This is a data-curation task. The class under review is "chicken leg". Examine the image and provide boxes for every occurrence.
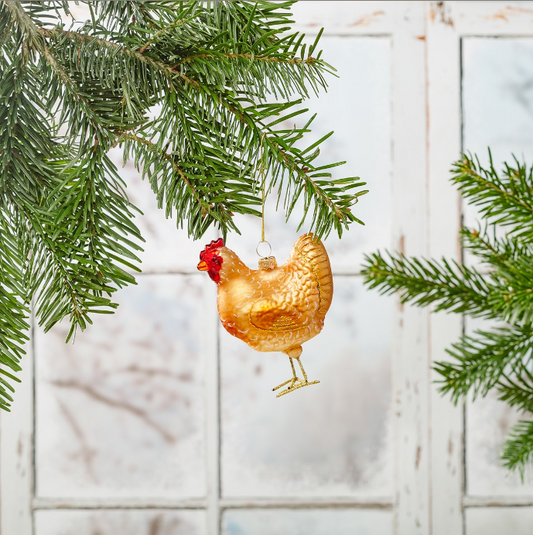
[272,346,319,397]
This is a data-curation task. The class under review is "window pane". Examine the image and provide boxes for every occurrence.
[463,38,533,166]
[462,37,533,237]
[220,278,393,497]
[466,507,533,535]
[222,509,393,535]
[462,38,533,495]
[35,275,207,498]
[222,37,391,274]
[466,389,533,495]
[35,510,206,535]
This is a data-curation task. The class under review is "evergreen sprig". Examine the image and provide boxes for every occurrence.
[362,154,533,476]
[362,252,492,317]
[502,420,533,475]
[0,0,367,410]
[452,152,533,242]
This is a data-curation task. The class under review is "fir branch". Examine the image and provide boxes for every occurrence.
[0,0,367,410]
[5,3,119,148]
[435,326,533,402]
[138,18,191,54]
[40,26,177,82]
[361,252,492,316]
[0,211,29,411]
[452,153,533,241]
[118,132,214,217]
[363,152,533,474]
[43,1,363,239]
[461,226,533,273]
[502,419,533,478]
[498,368,533,415]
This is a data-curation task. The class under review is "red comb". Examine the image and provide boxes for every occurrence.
[200,238,224,260]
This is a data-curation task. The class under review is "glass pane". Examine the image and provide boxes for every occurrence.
[221,278,393,497]
[462,38,533,495]
[465,317,533,494]
[222,509,393,535]
[467,390,533,495]
[35,275,207,498]
[466,507,533,535]
[462,38,533,249]
[223,37,391,274]
[35,510,206,535]
[463,38,533,166]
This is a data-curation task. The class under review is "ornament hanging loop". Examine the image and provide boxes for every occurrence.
[257,239,276,270]
[256,240,272,258]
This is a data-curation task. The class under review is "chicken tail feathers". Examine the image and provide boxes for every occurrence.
[291,234,334,318]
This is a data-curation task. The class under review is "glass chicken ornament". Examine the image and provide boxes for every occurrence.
[197,234,334,397]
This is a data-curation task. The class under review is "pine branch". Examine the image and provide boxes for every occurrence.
[361,251,492,316]
[25,152,143,341]
[119,132,249,238]
[0,6,144,404]
[363,151,533,474]
[435,325,533,402]
[498,368,533,414]
[34,1,366,239]
[0,0,367,409]
[0,211,29,411]
[5,2,123,149]
[460,228,533,323]
[502,420,533,478]
[461,226,533,273]
[452,153,533,242]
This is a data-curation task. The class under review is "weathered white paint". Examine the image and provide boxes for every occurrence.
[291,0,394,35]
[426,2,464,534]
[0,322,34,534]
[205,282,221,535]
[390,3,431,534]
[448,1,533,37]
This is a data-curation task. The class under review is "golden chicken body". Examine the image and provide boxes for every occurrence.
[198,234,333,396]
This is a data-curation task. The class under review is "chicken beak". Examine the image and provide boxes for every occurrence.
[197,260,209,271]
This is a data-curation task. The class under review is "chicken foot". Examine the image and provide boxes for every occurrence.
[272,347,319,398]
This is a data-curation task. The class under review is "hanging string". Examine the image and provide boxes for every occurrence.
[260,133,266,243]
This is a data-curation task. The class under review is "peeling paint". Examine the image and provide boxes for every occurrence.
[349,10,385,27]
[489,11,509,22]
[148,515,163,535]
[488,5,533,22]
[505,5,533,15]
[415,445,422,469]
[433,1,454,27]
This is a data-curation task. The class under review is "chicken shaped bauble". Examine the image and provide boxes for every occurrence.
[197,233,333,397]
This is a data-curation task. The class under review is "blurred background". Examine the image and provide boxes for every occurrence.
[3,2,533,534]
